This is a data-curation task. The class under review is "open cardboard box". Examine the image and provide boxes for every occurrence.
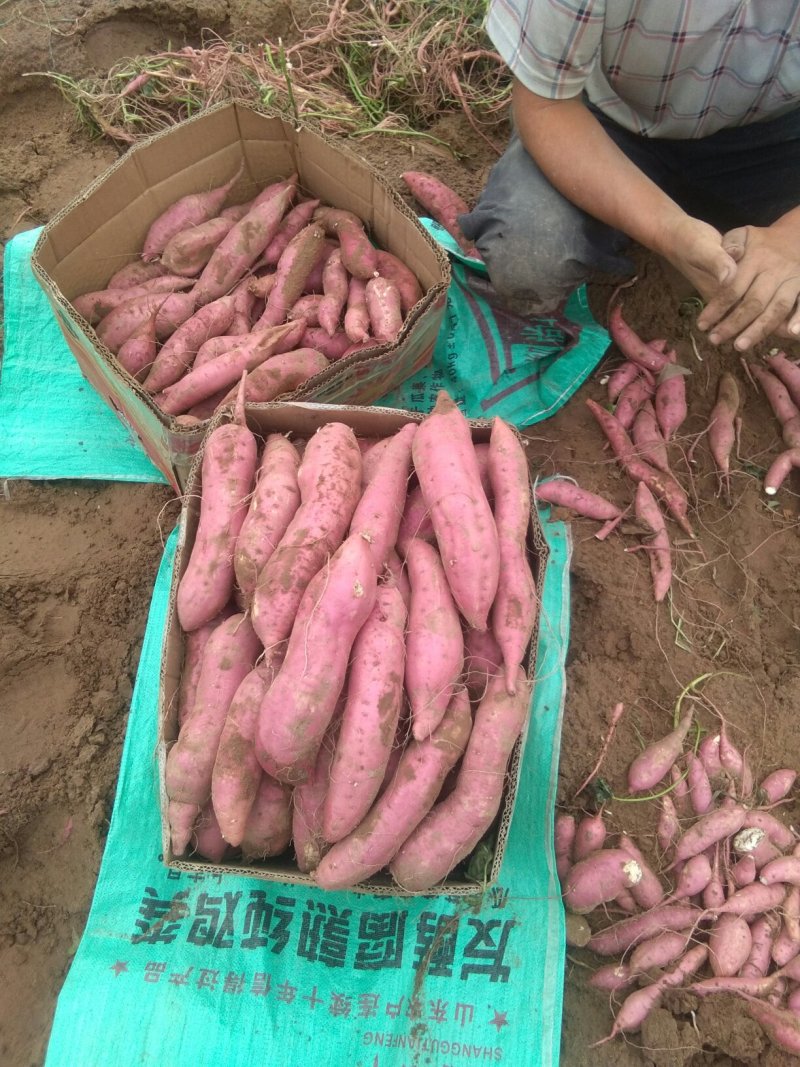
[157,402,548,896]
[31,103,450,492]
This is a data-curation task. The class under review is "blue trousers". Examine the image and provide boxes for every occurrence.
[459,105,800,314]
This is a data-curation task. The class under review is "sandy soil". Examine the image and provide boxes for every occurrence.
[1,3,799,1066]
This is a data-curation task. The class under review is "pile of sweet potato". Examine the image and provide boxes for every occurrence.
[558,709,800,1054]
[164,388,537,891]
[71,163,426,423]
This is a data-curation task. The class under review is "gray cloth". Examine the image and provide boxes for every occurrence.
[459,105,800,315]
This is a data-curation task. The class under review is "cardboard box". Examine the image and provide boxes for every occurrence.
[31,103,450,492]
[157,402,548,896]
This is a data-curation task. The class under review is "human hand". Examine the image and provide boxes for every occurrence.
[696,224,800,350]
[658,215,738,304]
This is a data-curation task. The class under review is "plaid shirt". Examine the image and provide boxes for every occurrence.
[487,0,800,138]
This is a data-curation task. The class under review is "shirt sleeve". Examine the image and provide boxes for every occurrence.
[485,0,605,100]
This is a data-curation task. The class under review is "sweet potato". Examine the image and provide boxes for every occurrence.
[587,905,702,956]
[462,626,503,695]
[313,689,472,890]
[261,198,321,267]
[619,834,665,909]
[218,347,329,408]
[161,216,236,277]
[396,484,434,556]
[671,805,747,864]
[670,853,713,901]
[240,774,292,862]
[349,423,417,570]
[176,408,257,632]
[627,709,693,793]
[571,812,607,863]
[192,183,296,305]
[708,372,740,490]
[615,374,655,431]
[318,248,349,337]
[300,326,353,361]
[293,721,339,873]
[629,931,691,975]
[632,481,671,602]
[141,162,243,260]
[288,294,323,326]
[107,258,169,289]
[589,964,634,993]
[400,171,475,256]
[323,583,408,843]
[586,399,695,537]
[413,390,500,629]
[488,417,537,692]
[220,200,253,223]
[313,207,378,280]
[157,325,298,415]
[534,479,623,526]
[165,613,261,854]
[708,913,753,976]
[562,848,647,915]
[74,275,194,325]
[211,657,282,846]
[765,351,800,409]
[374,250,423,313]
[234,434,301,605]
[759,769,797,804]
[390,668,530,891]
[115,303,161,382]
[656,794,680,854]
[195,317,305,371]
[745,999,800,1057]
[654,364,689,442]
[607,361,645,404]
[749,363,800,443]
[685,751,713,815]
[555,813,576,881]
[764,448,800,496]
[365,276,403,343]
[143,294,238,393]
[742,916,777,977]
[256,223,327,328]
[251,422,362,650]
[607,306,670,374]
[632,400,671,474]
[96,291,196,352]
[405,538,465,741]
[176,610,233,728]
[190,802,230,863]
[255,533,378,783]
[342,276,370,343]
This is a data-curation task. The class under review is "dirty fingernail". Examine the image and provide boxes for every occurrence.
[709,332,721,344]
[735,337,749,351]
